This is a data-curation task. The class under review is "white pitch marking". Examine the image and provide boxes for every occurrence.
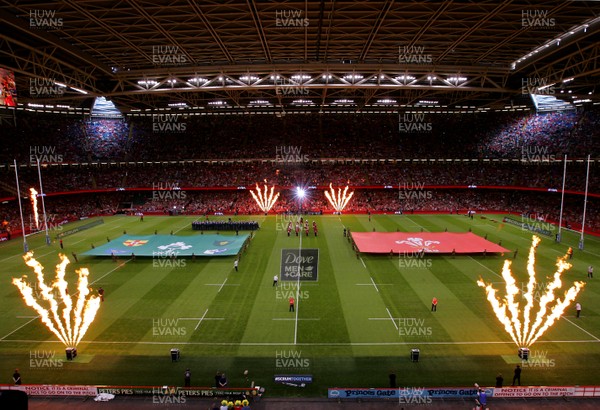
[204,278,237,293]
[173,219,194,234]
[4,339,597,347]
[386,307,399,331]
[369,277,380,293]
[561,316,600,342]
[217,278,228,293]
[470,257,503,280]
[293,228,303,345]
[178,318,224,321]
[359,257,366,268]
[194,309,209,331]
[60,236,89,246]
[1,247,64,264]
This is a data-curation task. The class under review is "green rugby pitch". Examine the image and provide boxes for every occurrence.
[1,213,599,396]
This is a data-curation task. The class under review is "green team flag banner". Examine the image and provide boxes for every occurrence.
[81,234,248,257]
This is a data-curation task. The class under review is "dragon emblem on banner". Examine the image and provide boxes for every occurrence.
[395,237,441,252]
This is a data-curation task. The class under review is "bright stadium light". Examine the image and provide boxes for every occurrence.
[295,187,308,214]
[291,74,311,81]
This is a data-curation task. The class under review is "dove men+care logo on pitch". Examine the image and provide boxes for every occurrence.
[280,249,319,282]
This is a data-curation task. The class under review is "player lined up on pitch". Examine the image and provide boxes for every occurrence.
[287,218,318,237]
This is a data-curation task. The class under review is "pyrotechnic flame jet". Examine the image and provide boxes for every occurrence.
[29,187,40,229]
[12,252,102,348]
[250,183,280,213]
[478,236,585,347]
[324,183,354,212]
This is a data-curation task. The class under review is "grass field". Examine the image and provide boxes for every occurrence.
[1,213,599,397]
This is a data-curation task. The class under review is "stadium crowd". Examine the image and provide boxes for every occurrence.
[1,107,598,235]
[3,160,597,194]
[1,108,598,163]
[1,189,597,236]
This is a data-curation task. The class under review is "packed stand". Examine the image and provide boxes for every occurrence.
[2,108,599,164]
[1,189,598,235]
[4,160,597,194]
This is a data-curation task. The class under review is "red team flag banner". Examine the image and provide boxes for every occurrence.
[352,232,509,254]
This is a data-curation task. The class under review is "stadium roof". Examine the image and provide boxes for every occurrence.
[0,0,598,114]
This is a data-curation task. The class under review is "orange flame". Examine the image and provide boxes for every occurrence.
[250,183,280,213]
[29,187,39,230]
[12,252,102,347]
[324,183,354,212]
[478,235,585,347]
